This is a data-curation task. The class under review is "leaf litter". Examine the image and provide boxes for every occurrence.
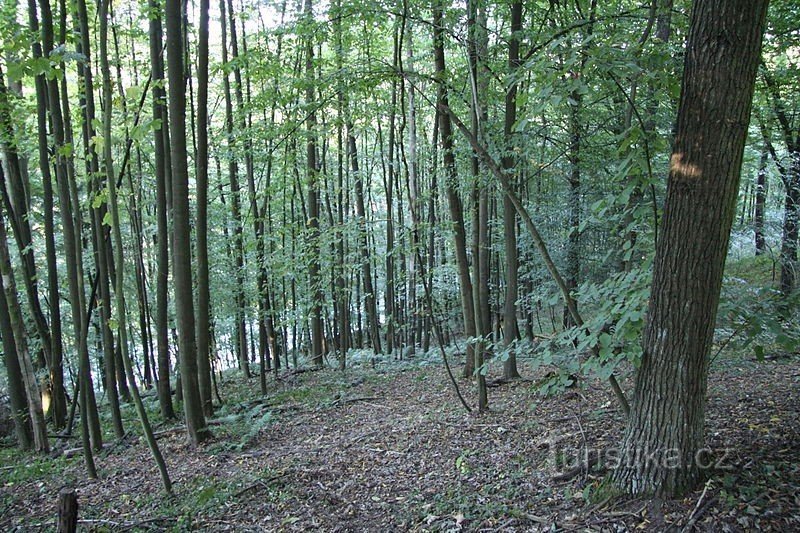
[1,355,798,531]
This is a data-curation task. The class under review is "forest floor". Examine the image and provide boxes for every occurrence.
[1,351,799,532]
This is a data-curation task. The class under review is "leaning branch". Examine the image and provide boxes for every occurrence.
[441,103,631,416]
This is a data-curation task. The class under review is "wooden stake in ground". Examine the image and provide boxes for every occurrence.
[57,489,78,533]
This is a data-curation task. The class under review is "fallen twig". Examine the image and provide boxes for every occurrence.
[552,450,601,482]
[77,517,176,530]
[153,427,186,439]
[330,395,379,407]
[486,377,533,388]
[682,479,714,532]
[233,473,286,497]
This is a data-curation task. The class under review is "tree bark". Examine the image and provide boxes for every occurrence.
[466,0,488,410]
[148,0,175,421]
[305,0,324,368]
[56,489,78,533]
[99,0,172,492]
[73,0,105,451]
[350,128,382,355]
[0,273,32,449]
[432,0,477,380]
[165,0,209,445]
[762,72,799,295]
[754,142,768,255]
[27,0,67,426]
[0,187,48,453]
[196,0,214,416]
[219,0,250,379]
[501,0,522,380]
[76,0,125,440]
[613,0,768,497]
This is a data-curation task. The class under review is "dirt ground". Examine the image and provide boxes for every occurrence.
[2,355,799,531]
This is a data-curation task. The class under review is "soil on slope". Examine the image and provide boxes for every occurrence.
[1,355,798,531]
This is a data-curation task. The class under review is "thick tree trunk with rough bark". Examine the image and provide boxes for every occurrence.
[613,0,768,497]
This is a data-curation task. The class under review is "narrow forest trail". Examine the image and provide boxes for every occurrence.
[2,356,799,531]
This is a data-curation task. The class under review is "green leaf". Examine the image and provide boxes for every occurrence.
[90,134,104,154]
[754,345,765,362]
[6,62,26,81]
[92,189,107,209]
[57,143,73,158]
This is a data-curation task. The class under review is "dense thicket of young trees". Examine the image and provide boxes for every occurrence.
[0,0,797,499]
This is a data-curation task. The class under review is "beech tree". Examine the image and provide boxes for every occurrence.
[165,0,208,445]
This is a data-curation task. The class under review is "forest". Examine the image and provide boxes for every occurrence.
[0,0,798,529]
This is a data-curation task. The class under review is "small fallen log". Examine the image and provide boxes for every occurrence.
[61,447,85,459]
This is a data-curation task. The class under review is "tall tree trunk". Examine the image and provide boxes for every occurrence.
[564,97,581,329]
[613,0,768,497]
[563,0,596,328]
[195,0,214,416]
[762,73,799,295]
[333,0,350,367]
[432,0,477,380]
[219,0,249,378]
[43,8,100,472]
[380,27,397,355]
[466,0,488,410]
[754,142,768,255]
[0,189,48,453]
[99,0,172,492]
[120,7,155,389]
[165,0,209,445]
[399,21,415,355]
[27,0,67,427]
[305,0,324,367]
[423,114,440,353]
[501,0,522,380]
[74,0,105,451]
[0,61,51,374]
[0,276,33,449]
[148,0,175,421]
[779,165,799,294]
[350,127,382,355]
[76,0,125,440]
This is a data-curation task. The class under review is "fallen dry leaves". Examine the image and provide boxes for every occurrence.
[1,355,798,531]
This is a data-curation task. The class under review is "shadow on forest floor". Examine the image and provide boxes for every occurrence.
[2,353,799,531]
